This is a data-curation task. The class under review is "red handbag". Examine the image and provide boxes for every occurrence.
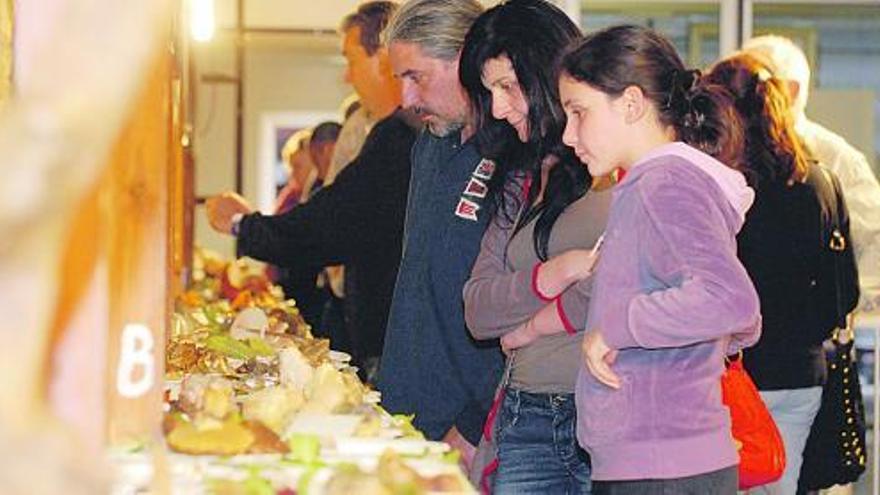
[721,353,786,489]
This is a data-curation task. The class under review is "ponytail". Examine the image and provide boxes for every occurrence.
[665,69,745,172]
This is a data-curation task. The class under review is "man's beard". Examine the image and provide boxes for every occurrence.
[415,107,464,138]
[427,118,464,138]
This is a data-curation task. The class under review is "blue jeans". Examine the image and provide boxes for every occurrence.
[748,387,823,495]
[494,389,592,494]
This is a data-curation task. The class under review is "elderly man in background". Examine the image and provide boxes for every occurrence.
[744,35,880,312]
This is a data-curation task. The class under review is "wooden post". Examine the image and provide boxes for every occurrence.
[169,38,193,312]
[103,48,174,448]
[30,3,183,455]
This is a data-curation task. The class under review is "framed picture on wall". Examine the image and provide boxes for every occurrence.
[257,111,337,213]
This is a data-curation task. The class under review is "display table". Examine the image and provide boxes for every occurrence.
[107,251,474,494]
[108,441,472,494]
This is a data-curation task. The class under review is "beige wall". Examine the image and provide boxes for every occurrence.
[242,39,348,211]
[193,36,236,259]
[808,88,876,171]
[214,0,504,30]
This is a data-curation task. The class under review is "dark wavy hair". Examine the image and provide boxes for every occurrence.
[559,25,745,172]
[704,52,810,189]
[460,0,589,261]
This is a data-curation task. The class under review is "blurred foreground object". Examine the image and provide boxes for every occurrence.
[0,0,171,493]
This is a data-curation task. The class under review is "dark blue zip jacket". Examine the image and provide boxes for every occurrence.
[377,129,504,444]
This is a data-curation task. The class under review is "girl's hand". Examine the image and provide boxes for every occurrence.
[582,330,620,389]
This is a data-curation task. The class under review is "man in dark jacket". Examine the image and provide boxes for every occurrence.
[206,2,417,378]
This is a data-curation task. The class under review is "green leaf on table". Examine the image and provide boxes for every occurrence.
[441,449,461,465]
[391,414,424,440]
[243,469,275,495]
[205,334,257,360]
[247,336,275,357]
[287,434,321,464]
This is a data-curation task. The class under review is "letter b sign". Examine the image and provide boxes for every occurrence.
[116,323,155,398]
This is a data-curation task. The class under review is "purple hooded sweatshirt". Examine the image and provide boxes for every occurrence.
[577,142,762,481]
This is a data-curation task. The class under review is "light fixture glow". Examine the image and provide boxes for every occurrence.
[190,0,215,42]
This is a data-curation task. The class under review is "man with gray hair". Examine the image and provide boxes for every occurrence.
[743,35,880,312]
[384,0,475,136]
[377,0,503,464]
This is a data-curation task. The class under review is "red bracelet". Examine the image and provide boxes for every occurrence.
[531,262,555,302]
[556,298,577,335]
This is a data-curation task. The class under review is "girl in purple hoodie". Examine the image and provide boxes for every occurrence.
[534,25,763,493]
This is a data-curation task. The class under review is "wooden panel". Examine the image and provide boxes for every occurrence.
[168,51,195,309]
[103,49,173,447]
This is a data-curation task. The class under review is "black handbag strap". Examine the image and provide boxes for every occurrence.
[817,165,852,337]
